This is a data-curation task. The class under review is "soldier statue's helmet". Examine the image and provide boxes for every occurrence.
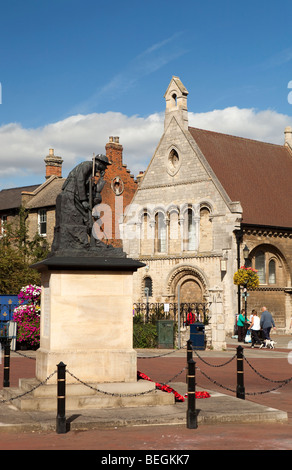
[95,154,111,165]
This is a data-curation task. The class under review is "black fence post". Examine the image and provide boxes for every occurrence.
[186,339,192,384]
[186,357,197,429]
[187,339,193,363]
[236,345,245,400]
[56,361,67,434]
[3,340,11,388]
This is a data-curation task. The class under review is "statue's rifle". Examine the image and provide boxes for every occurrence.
[89,153,95,245]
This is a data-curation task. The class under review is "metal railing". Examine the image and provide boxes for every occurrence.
[133,302,210,325]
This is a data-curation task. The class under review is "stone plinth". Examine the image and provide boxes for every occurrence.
[7,254,177,412]
[31,256,144,385]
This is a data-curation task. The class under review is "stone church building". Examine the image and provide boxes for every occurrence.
[122,76,292,349]
[1,75,292,349]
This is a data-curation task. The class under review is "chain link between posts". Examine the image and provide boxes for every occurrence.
[4,344,292,400]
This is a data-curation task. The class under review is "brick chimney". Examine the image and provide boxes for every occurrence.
[284,126,292,149]
[44,149,63,179]
[105,136,123,167]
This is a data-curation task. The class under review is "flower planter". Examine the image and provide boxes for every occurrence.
[233,266,259,290]
[13,284,41,349]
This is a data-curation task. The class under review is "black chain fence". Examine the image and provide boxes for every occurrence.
[1,344,292,432]
[8,346,292,398]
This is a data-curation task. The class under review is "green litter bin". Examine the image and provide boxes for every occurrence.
[157,320,174,349]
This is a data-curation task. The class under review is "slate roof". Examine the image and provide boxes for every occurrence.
[24,177,65,209]
[0,176,65,212]
[189,127,292,228]
[0,185,40,211]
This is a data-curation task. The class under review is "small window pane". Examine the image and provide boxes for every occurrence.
[38,210,47,236]
[144,277,153,297]
[269,259,276,284]
[1,215,7,235]
[155,213,167,253]
[255,251,265,283]
[188,209,196,251]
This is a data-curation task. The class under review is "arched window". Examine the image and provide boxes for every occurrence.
[144,277,153,297]
[255,251,265,284]
[184,208,196,251]
[140,211,152,256]
[251,247,285,286]
[199,206,212,251]
[168,207,179,254]
[141,212,150,239]
[269,259,276,284]
[155,212,167,253]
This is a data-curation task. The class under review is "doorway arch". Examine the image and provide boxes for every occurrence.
[166,265,209,303]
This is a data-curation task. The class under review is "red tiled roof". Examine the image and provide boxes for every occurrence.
[188,127,292,228]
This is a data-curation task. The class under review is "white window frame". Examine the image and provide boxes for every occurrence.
[38,209,47,237]
[0,215,7,235]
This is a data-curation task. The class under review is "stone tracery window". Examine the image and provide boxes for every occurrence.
[167,148,181,176]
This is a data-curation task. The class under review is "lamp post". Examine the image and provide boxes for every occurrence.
[243,245,250,322]
[177,284,181,349]
[243,245,250,266]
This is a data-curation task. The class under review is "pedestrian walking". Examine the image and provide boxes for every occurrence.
[260,306,276,340]
[237,309,246,342]
[248,310,261,347]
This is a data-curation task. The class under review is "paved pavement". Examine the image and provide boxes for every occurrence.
[0,334,291,450]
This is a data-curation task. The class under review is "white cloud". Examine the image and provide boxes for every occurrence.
[188,107,291,145]
[0,112,164,188]
[0,106,291,189]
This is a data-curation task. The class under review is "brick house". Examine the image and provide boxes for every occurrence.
[97,136,137,247]
[0,184,39,236]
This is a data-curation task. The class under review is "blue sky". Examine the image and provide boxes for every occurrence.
[0,0,292,188]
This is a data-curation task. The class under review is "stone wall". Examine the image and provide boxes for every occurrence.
[242,227,292,330]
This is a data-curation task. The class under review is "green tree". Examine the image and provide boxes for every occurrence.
[0,206,49,294]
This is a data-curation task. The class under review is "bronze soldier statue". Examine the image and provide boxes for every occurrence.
[50,154,126,257]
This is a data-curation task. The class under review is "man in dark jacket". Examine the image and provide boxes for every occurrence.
[260,306,276,340]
